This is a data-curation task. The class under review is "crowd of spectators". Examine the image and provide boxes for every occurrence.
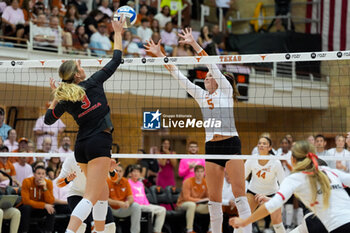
[0,0,227,56]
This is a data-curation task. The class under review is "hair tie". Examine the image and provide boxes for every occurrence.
[302,152,319,175]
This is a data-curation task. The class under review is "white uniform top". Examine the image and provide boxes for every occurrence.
[245,159,285,195]
[57,154,86,197]
[265,166,350,232]
[170,65,238,142]
[327,148,350,170]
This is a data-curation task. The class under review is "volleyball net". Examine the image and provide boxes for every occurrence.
[0,50,349,161]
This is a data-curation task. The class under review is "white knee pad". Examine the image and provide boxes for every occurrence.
[105,222,116,233]
[71,198,93,222]
[93,200,108,221]
[76,223,87,233]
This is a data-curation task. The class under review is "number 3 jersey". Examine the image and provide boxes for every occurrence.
[45,50,122,141]
[169,63,238,142]
[245,158,285,195]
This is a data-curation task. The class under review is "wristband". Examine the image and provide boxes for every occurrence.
[64,177,70,184]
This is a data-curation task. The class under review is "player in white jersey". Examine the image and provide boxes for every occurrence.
[245,137,286,233]
[230,140,350,233]
[56,154,117,233]
[145,28,251,233]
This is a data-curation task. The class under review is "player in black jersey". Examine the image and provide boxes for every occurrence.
[44,17,125,233]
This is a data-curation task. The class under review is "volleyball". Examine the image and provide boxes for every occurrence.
[113,6,136,28]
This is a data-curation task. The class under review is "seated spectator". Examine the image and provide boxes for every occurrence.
[50,15,73,50]
[307,135,315,146]
[0,202,21,233]
[123,30,140,57]
[0,107,12,141]
[128,165,166,233]
[42,137,54,154]
[19,166,55,233]
[32,13,57,49]
[64,4,82,27]
[89,22,111,56]
[33,104,65,152]
[32,1,45,21]
[50,6,64,27]
[154,6,171,29]
[108,164,141,233]
[157,139,176,189]
[328,135,350,171]
[135,4,149,27]
[139,150,159,186]
[13,157,33,185]
[27,139,35,153]
[62,19,75,49]
[178,141,205,181]
[0,136,3,147]
[173,43,194,56]
[0,155,20,186]
[177,165,210,233]
[46,157,62,180]
[160,22,178,56]
[83,9,104,38]
[211,24,225,52]
[4,129,18,152]
[136,18,153,43]
[98,0,113,17]
[50,0,66,17]
[10,137,34,165]
[21,0,34,22]
[111,0,120,13]
[150,19,160,33]
[315,134,328,157]
[57,136,73,162]
[72,24,89,50]
[70,0,88,19]
[197,25,218,55]
[1,0,26,42]
[145,32,166,56]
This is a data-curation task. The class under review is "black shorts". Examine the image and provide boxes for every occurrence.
[205,136,241,167]
[247,189,275,198]
[75,131,112,164]
[330,222,350,233]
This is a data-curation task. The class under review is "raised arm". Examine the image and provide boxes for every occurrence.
[145,39,205,100]
[179,28,232,95]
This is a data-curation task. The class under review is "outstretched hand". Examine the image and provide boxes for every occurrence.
[144,39,164,57]
[178,28,195,45]
[49,77,58,90]
[112,16,126,34]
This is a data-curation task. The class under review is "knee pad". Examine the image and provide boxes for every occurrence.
[93,200,108,221]
[104,222,116,233]
[76,223,87,233]
[71,198,93,222]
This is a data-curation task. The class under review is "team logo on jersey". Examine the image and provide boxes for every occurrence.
[143,110,161,129]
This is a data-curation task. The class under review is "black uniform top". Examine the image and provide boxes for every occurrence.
[44,50,122,142]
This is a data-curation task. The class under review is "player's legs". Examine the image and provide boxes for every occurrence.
[246,192,259,212]
[66,157,110,232]
[205,162,225,233]
[270,208,286,233]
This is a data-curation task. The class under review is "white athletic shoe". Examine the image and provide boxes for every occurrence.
[263,228,274,233]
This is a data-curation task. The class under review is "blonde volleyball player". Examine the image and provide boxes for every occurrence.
[145,28,251,233]
[245,137,286,233]
[231,140,350,233]
[44,17,125,233]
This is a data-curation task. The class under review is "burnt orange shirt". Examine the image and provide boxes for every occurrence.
[177,177,208,206]
[107,177,132,210]
[0,159,16,176]
[21,177,55,209]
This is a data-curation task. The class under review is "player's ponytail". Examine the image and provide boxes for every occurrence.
[223,72,240,102]
[55,60,85,102]
[292,140,331,208]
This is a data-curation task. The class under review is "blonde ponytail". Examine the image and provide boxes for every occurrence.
[292,141,331,208]
[55,60,85,102]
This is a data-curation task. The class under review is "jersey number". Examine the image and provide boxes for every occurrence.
[256,170,266,179]
[207,99,214,109]
[81,95,91,109]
